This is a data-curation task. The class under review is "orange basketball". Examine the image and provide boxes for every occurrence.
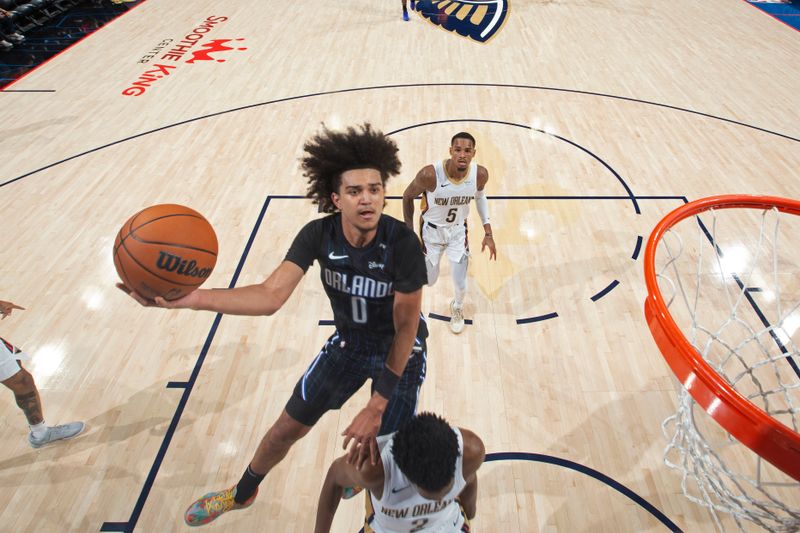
[113,204,218,301]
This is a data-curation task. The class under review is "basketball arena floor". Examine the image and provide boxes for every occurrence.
[0,1,798,531]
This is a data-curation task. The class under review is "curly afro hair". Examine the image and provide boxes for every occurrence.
[391,412,460,493]
[301,123,401,213]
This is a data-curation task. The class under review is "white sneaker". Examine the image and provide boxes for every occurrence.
[28,421,85,448]
[449,300,464,334]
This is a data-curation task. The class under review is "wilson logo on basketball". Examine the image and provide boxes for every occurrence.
[155,252,213,279]
[122,16,248,96]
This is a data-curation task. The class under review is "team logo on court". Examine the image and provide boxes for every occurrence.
[186,39,248,64]
[413,0,509,43]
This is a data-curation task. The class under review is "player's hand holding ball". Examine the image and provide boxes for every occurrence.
[113,204,218,308]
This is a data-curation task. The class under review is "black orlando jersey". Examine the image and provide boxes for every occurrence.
[285,213,428,342]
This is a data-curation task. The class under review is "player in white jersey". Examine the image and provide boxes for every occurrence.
[0,299,84,448]
[314,412,485,533]
[402,132,496,333]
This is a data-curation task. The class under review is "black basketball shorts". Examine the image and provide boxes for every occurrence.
[285,331,427,435]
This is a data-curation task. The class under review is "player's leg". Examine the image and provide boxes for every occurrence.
[422,223,444,286]
[450,254,469,310]
[426,253,442,286]
[185,332,369,526]
[445,224,469,334]
[401,0,409,20]
[0,338,83,447]
[183,408,312,527]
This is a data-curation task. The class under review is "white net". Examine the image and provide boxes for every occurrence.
[654,204,800,531]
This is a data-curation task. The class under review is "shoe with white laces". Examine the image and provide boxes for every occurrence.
[28,421,85,448]
[449,301,464,334]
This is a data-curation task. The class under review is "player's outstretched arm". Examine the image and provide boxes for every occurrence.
[342,287,423,469]
[314,457,383,533]
[118,261,305,315]
[402,165,436,230]
[458,428,486,520]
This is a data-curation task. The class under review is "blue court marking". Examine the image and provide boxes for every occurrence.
[590,280,620,302]
[745,287,763,293]
[485,452,683,532]
[632,235,643,260]
[428,312,474,325]
[356,451,682,533]
[387,119,640,214]
[390,118,643,323]
[165,381,188,389]
[100,195,274,532]
[517,312,558,324]
[3,82,799,188]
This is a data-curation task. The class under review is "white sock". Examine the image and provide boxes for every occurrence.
[30,421,47,438]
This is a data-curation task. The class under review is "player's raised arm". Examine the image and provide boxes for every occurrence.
[402,165,436,230]
[314,456,383,533]
[342,286,423,469]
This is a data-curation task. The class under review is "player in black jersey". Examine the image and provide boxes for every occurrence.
[119,123,429,527]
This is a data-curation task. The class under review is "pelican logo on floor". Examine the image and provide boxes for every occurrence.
[122,16,248,96]
[413,0,509,43]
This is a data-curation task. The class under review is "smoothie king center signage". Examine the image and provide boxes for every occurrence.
[123,16,248,96]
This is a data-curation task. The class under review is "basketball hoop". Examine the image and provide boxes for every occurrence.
[644,195,800,531]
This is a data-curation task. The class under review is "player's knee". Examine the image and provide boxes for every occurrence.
[267,416,307,448]
[426,265,440,284]
[3,367,36,394]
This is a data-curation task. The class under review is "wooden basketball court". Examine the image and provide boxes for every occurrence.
[0,1,798,531]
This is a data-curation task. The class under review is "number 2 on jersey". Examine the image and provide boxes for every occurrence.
[410,518,429,532]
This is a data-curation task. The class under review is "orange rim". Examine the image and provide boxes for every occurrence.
[643,195,800,481]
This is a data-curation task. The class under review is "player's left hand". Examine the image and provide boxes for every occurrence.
[342,405,382,469]
[0,300,25,319]
[481,234,497,260]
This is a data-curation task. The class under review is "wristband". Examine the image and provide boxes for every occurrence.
[374,366,401,400]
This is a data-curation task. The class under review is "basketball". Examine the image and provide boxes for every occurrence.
[113,204,218,301]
